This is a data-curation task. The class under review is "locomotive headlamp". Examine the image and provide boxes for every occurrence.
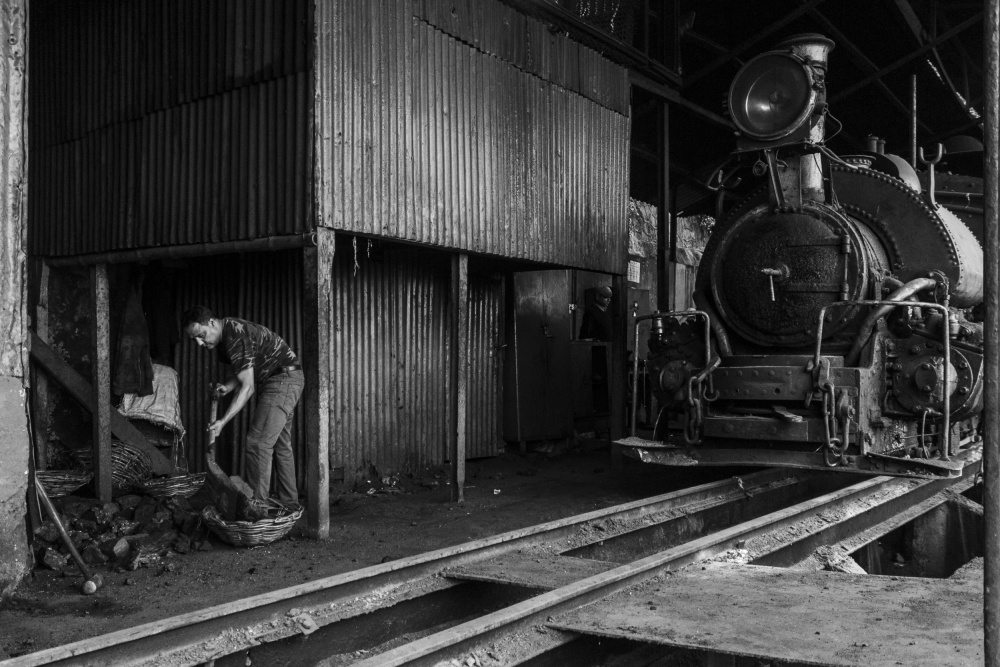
[728,52,816,141]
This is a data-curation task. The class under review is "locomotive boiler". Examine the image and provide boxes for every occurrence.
[625,35,984,477]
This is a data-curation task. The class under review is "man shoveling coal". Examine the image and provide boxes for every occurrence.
[181,306,304,517]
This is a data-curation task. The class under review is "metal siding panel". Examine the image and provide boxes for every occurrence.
[466,276,502,458]
[329,244,471,481]
[176,251,306,488]
[31,0,314,256]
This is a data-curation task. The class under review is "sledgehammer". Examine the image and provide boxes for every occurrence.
[34,477,104,595]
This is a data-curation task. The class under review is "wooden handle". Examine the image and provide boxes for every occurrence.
[35,477,99,587]
[208,398,218,447]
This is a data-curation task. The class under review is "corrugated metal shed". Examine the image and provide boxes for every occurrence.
[315,0,631,274]
[28,0,314,257]
[328,241,502,480]
[174,250,306,485]
[172,243,502,484]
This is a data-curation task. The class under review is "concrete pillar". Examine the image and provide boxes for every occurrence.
[0,379,30,598]
[0,0,28,599]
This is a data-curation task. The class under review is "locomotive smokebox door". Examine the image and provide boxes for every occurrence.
[708,203,887,347]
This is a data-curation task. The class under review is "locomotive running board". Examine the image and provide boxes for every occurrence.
[615,436,981,478]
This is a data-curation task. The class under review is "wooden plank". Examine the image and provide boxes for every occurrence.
[32,261,50,471]
[450,253,468,502]
[445,553,617,590]
[550,563,983,667]
[28,331,173,476]
[90,264,113,501]
[302,227,332,538]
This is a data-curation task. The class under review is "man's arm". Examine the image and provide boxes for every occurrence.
[208,367,255,439]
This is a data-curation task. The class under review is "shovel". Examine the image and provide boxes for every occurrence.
[204,396,243,520]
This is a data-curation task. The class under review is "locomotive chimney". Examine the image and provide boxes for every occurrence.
[773,34,835,204]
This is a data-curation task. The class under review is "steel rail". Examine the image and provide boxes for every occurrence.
[3,469,804,667]
[360,470,973,667]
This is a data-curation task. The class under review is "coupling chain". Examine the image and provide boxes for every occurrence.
[821,383,852,467]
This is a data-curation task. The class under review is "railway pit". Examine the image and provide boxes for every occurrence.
[1,451,984,667]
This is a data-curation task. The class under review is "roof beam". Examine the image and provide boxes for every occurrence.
[807,6,934,134]
[830,13,981,104]
[682,0,829,88]
[890,0,984,127]
[630,71,732,130]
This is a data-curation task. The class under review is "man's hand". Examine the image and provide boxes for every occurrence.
[211,383,230,398]
[207,420,226,440]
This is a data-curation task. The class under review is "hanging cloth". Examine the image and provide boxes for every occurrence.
[112,286,154,396]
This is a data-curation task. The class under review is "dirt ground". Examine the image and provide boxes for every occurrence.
[0,445,742,660]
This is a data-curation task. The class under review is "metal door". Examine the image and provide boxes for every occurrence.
[503,270,573,442]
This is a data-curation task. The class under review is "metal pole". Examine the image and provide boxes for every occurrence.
[910,73,918,169]
[983,0,1000,663]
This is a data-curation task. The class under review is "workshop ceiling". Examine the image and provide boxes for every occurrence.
[508,0,988,210]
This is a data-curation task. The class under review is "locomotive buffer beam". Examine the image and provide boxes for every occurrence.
[615,435,979,478]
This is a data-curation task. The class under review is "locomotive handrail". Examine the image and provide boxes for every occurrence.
[813,299,952,460]
[630,310,713,437]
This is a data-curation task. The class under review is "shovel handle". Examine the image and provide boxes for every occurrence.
[35,477,103,592]
[207,397,219,458]
[209,397,218,440]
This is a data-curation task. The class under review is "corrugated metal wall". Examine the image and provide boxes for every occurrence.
[467,275,504,459]
[174,251,306,487]
[315,0,631,274]
[29,0,314,257]
[328,240,503,481]
[171,243,501,485]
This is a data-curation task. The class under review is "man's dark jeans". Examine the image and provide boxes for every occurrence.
[245,369,304,502]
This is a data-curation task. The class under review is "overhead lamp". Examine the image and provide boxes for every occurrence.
[729,53,815,141]
[727,35,833,149]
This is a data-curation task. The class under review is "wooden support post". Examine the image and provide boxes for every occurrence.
[450,254,468,503]
[983,1,1000,663]
[658,101,670,311]
[89,264,112,502]
[610,274,626,470]
[29,332,173,475]
[302,228,332,539]
[32,261,50,470]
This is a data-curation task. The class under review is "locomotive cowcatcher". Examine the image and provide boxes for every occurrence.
[621,35,984,477]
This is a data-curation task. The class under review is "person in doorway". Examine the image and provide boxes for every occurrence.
[579,284,613,341]
[181,306,304,504]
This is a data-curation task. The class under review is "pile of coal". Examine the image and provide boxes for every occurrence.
[32,493,212,574]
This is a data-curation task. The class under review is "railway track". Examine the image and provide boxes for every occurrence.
[4,461,980,667]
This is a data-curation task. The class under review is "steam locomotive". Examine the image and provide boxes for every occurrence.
[623,34,984,477]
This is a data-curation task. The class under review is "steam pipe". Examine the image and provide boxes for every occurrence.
[843,277,938,367]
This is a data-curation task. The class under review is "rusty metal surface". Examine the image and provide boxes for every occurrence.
[316,0,630,274]
[413,0,629,115]
[834,165,984,308]
[551,563,983,667]
[0,0,25,377]
[467,276,504,459]
[504,271,573,441]
[28,0,314,257]
[329,243,451,481]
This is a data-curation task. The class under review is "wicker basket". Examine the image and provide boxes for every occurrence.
[35,470,93,497]
[136,473,206,499]
[73,441,153,496]
[202,500,303,547]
